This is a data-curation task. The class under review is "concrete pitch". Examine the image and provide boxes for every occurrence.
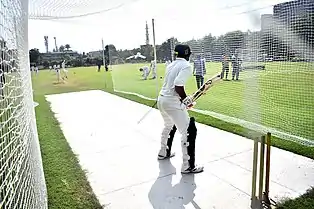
[46,90,314,209]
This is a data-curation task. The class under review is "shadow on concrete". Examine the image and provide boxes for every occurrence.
[148,160,201,209]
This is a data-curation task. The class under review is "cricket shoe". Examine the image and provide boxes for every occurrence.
[158,152,175,160]
[181,165,204,174]
[157,147,175,160]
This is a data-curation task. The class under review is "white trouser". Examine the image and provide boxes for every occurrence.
[157,95,191,170]
[56,70,60,80]
[142,70,149,80]
[149,66,156,78]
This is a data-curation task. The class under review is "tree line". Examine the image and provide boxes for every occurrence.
[110,12,314,63]
[29,13,314,67]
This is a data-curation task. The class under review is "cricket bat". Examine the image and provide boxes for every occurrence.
[191,73,221,102]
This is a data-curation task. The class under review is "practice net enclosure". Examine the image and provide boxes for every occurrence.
[26,0,314,148]
[109,0,314,147]
[0,0,48,208]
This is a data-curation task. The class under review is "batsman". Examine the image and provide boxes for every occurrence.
[157,44,204,174]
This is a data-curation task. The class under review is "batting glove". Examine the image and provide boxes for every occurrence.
[182,96,195,109]
[187,102,196,109]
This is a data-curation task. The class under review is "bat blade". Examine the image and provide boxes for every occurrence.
[191,74,221,102]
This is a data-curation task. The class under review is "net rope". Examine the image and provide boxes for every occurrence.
[28,0,138,19]
[0,0,48,208]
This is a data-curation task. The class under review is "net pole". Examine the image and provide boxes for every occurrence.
[170,37,175,62]
[0,0,48,207]
[101,38,105,71]
[101,38,107,88]
[152,18,158,99]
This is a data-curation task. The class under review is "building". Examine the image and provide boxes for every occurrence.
[260,14,275,58]
[87,50,103,59]
[39,51,80,66]
[261,14,274,32]
[273,0,314,25]
[273,0,314,60]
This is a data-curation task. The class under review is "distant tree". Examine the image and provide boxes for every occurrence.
[59,45,65,52]
[100,44,118,62]
[156,40,173,61]
[72,58,83,67]
[211,35,226,60]
[202,34,215,53]
[29,48,40,63]
[65,44,71,51]
[224,30,245,54]
[108,44,117,56]
[117,49,131,61]
[43,61,49,68]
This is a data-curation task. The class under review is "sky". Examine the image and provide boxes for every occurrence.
[28,0,288,53]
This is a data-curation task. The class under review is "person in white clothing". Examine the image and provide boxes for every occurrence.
[30,65,34,74]
[35,66,38,74]
[139,66,150,80]
[157,44,204,174]
[53,64,61,82]
[149,60,156,79]
[61,60,68,79]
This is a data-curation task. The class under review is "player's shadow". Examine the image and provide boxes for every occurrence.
[148,160,201,209]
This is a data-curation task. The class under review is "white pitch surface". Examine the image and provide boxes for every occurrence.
[46,90,314,209]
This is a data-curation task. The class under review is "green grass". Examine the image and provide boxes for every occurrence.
[111,62,314,141]
[276,187,314,209]
[32,68,107,209]
[35,96,103,209]
[31,64,314,209]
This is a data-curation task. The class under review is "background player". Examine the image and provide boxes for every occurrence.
[221,54,230,80]
[61,60,68,79]
[34,65,38,75]
[157,44,204,174]
[193,54,206,89]
[30,65,35,75]
[149,60,156,79]
[231,53,240,80]
[139,66,150,80]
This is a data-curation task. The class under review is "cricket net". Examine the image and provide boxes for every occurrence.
[0,0,48,208]
[182,0,314,146]
[28,0,314,147]
[109,0,314,147]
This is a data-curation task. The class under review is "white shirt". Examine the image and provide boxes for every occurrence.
[62,62,65,68]
[159,58,192,97]
[141,66,149,76]
[150,60,156,69]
